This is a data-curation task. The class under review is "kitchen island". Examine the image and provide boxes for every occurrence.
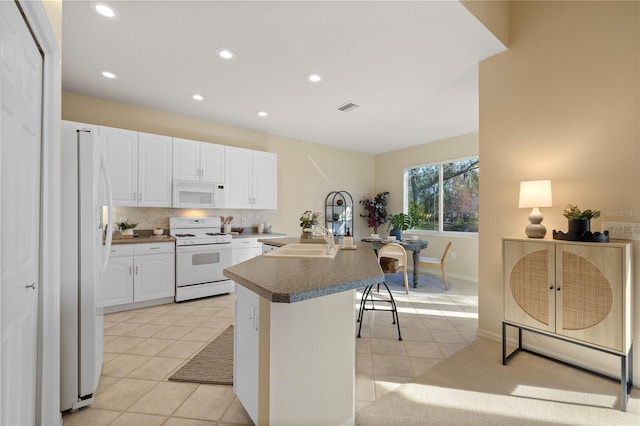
[223,240,383,426]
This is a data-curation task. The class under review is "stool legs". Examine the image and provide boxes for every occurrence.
[357,282,402,341]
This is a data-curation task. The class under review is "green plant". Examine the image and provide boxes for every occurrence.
[563,204,601,221]
[387,213,411,232]
[299,210,320,228]
[115,219,138,231]
[359,192,389,233]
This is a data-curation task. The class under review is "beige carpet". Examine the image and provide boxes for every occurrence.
[357,337,639,425]
[168,325,234,385]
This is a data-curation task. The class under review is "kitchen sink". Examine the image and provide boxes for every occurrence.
[263,243,340,259]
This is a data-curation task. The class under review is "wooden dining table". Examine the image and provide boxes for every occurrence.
[363,239,429,288]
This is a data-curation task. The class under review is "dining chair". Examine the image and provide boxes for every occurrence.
[356,243,408,341]
[417,241,453,290]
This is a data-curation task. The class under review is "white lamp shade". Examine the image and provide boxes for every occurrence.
[519,180,552,208]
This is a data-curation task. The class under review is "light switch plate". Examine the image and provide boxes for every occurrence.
[602,222,640,240]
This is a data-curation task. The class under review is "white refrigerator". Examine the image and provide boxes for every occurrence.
[60,121,113,411]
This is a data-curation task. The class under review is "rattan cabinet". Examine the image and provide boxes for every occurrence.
[503,238,633,411]
[503,238,632,352]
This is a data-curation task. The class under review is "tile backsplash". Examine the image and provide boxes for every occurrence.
[109,207,271,231]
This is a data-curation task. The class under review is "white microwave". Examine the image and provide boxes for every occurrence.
[172,180,226,209]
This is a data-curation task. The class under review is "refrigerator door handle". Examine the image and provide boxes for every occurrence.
[100,154,114,271]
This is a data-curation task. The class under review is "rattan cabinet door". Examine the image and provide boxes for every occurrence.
[556,244,623,351]
[504,240,555,332]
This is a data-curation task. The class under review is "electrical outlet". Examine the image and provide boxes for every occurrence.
[450,251,456,259]
[241,217,248,225]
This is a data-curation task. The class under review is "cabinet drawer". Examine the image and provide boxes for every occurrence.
[134,242,175,255]
[108,244,134,257]
[232,238,261,249]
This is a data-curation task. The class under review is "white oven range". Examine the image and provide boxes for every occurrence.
[170,217,233,302]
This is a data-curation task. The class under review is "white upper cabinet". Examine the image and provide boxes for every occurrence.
[101,126,138,206]
[225,146,277,210]
[100,126,172,207]
[173,137,225,183]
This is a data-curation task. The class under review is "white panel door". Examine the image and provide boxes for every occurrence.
[101,126,138,206]
[0,1,43,424]
[225,146,252,209]
[172,137,200,181]
[138,132,172,207]
[200,143,225,183]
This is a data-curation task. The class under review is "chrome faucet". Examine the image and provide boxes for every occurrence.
[311,225,335,253]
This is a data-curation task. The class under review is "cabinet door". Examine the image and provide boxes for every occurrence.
[200,143,225,183]
[173,137,201,181]
[252,151,277,210]
[103,255,134,307]
[235,285,259,424]
[225,146,253,209]
[556,244,623,351]
[503,240,555,332]
[232,247,262,265]
[138,132,172,207]
[134,253,175,302]
[101,126,138,206]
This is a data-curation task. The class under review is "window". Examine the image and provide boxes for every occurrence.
[406,158,479,233]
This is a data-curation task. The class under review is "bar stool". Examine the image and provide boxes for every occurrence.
[356,243,406,341]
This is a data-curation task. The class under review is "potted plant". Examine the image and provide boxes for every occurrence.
[299,210,320,238]
[387,213,411,240]
[563,204,600,235]
[359,192,389,234]
[115,218,138,236]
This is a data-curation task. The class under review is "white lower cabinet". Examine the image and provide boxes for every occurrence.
[231,238,262,265]
[103,242,175,308]
[234,285,260,422]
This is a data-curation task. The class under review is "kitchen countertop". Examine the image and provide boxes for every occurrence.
[232,232,286,239]
[223,240,384,303]
[109,230,175,245]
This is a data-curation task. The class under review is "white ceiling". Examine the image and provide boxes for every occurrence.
[62,0,506,155]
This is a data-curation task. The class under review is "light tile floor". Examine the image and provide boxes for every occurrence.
[62,273,477,425]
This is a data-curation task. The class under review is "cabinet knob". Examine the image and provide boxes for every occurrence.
[549,286,553,290]
[557,287,561,291]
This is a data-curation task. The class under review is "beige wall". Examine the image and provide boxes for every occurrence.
[62,92,376,238]
[479,1,639,379]
[375,132,479,280]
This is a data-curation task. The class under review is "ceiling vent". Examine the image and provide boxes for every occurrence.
[337,102,360,112]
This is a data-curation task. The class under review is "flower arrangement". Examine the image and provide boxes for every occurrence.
[299,210,321,229]
[359,191,389,233]
[563,204,601,221]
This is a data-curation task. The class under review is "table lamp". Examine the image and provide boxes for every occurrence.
[518,180,552,238]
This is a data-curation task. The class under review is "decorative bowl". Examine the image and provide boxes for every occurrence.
[231,227,244,234]
[153,228,163,236]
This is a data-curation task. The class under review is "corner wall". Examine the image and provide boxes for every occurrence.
[479,1,639,380]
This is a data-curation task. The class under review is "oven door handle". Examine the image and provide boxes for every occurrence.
[176,244,232,253]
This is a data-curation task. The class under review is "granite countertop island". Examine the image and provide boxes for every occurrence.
[226,237,383,425]
[224,237,383,303]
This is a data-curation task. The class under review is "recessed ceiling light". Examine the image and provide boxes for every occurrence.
[216,48,235,60]
[191,93,204,101]
[101,71,118,79]
[91,2,120,19]
[257,111,268,117]
[306,73,323,83]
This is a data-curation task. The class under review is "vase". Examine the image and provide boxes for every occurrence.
[122,228,134,236]
[389,227,402,241]
[301,226,314,239]
[568,219,590,236]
